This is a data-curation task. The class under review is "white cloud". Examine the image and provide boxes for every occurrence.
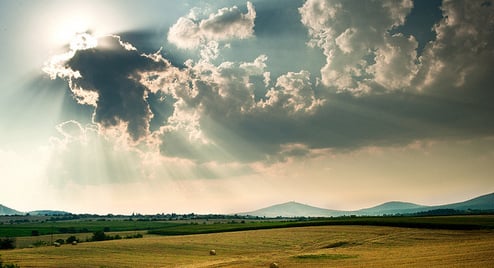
[260,70,324,114]
[369,33,419,89]
[414,0,494,90]
[299,0,415,93]
[167,17,202,49]
[168,2,256,49]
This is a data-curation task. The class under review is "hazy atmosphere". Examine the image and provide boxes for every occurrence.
[1,0,493,214]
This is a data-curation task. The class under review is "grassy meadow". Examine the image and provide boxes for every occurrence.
[1,225,494,267]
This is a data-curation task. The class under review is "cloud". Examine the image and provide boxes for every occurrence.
[299,0,415,93]
[45,34,169,142]
[168,2,256,49]
[260,70,324,114]
[43,1,494,171]
[414,0,494,91]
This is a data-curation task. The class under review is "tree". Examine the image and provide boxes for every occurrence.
[91,231,106,241]
[0,238,15,250]
[66,235,78,244]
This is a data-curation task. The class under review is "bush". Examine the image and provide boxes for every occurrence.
[55,239,65,245]
[66,236,78,244]
[125,233,143,239]
[133,233,143,238]
[0,238,15,250]
[32,241,47,247]
[91,231,107,242]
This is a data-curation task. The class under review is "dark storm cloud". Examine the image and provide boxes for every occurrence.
[67,35,167,141]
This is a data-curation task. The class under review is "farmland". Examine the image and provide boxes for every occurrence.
[1,225,494,267]
[1,215,494,267]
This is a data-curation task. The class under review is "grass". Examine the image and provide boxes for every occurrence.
[2,215,494,238]
[1,225,494,267]
[1,215,494,266]
[147,215,494,236]
[322,241,351,248]
[0,220,180,237]
[294,253,358,260]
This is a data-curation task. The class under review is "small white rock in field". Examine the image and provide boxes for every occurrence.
[209,249,216,255]
[270,262,279,268]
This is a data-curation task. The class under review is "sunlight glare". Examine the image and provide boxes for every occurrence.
[54,15,92,47]
[70,32,98,51]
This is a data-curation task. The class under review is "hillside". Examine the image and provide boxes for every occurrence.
[28,210,71,216]
[356,201,429,216]
[432,192,494,211]
[238,201,345,218]
[0,204,22,215]
[241,192,494,217]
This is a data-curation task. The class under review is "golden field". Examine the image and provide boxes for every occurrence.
[2,225,493,267]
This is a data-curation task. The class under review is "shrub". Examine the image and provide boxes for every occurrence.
[133,233,143,238]
[0,238,15,250]
[55,239,65,245]
[125,233,143,239]
[32,240,47,247]
[66,236,78,244]
[91,231,107,241]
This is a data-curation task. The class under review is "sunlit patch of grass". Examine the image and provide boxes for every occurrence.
[294,253,358,260]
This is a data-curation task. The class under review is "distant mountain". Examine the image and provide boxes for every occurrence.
[28,210,71,216]
[239,201,346,218]
[432,192,494,211]
[0,204,23,215]
[240,192,494,218]
[356,201,429,216]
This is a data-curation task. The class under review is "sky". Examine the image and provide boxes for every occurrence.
[0,0,493,215]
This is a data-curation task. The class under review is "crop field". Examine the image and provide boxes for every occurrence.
[1,225,494,267]
[3,214,494,239]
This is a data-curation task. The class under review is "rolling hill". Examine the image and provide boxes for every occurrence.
[356,201,428,216]
[432,192,494,211]
[240,193,494,217]
[28,210,71,216]
[238,201,346,217]
[0,204,22,215]
[3,193,493,218]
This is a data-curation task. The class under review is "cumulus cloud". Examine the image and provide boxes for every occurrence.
[42,0,494,171]
[370,33,419,90]
[260,70,324,114]
[168,2,256,49]
[414,0,494,91]
[299,0,416,93]
[45,34,169,142]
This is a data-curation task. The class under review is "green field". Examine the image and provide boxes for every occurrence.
[0,220,175,237]
[2,215,494,239]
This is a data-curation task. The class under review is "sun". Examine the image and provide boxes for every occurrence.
[53,15,92,47]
